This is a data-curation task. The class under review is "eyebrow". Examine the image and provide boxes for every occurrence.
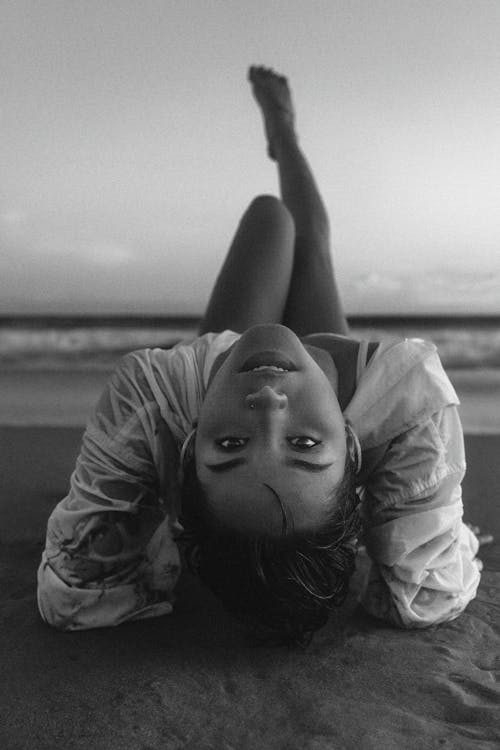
[205,458,334,473]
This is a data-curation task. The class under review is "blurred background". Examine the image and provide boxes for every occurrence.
[1,0,500,430]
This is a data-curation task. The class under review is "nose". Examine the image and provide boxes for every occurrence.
[245,385,288,411]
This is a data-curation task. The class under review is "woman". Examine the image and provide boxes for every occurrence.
[38,67,483,646]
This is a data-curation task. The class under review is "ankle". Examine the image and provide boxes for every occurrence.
[271,129,299,160]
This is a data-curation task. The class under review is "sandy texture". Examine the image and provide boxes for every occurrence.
[1,428,499,749]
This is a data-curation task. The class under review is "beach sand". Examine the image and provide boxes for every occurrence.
[1,426,499,749]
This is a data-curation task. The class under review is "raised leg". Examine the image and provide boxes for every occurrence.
[249,66,349,336]
[198,194,295,334]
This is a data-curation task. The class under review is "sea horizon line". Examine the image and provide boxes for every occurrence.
[1,313,500,329]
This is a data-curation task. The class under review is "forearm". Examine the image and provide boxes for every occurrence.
[37,552,175,630]
[361,522,481,628]
[38,513,180,630]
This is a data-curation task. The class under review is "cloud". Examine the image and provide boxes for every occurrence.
[1,210,134,268]
[77,240,135,267]
[344,267,500,314]
[350,272,404,293]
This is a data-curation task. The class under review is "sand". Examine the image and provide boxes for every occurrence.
[1,427,499,749]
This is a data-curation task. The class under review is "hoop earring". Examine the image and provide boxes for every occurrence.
[345,422,362,475]
[178,427,197,485]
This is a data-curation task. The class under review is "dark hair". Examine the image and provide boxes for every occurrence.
[179,450,361,648]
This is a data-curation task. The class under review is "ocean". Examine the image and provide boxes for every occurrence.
[1,315,499,432]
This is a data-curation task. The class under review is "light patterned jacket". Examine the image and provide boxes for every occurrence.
[37,331,481,630]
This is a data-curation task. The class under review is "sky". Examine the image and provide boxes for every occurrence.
[2,0,500,316]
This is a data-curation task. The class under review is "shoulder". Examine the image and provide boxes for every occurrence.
[153,330,241,385]
[101,331,241,443]
[301,332,379,368]
[302,332,358,354]
[301,332,379,409]
[114,330,241,388]
[345,337,459,449]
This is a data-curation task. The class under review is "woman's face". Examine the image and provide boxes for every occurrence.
[195,325,347,536]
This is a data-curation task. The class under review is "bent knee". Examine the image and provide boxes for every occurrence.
[246,194,294,227]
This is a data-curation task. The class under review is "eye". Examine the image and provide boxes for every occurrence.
[216,437,248,451]
[288,436,321,450]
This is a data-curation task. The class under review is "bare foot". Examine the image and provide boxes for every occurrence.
[248,65,296,160]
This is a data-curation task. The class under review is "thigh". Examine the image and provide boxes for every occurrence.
[199,196,295,334]
[282,231,349,336]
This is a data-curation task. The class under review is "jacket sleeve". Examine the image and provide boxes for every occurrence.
[360,405,481,628]
[37,353,182,631]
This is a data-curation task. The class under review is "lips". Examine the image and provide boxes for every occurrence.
[239,350,297,372]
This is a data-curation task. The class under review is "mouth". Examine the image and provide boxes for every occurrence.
[239,350,297,373]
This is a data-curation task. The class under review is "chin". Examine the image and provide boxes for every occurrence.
[238,324,301,349]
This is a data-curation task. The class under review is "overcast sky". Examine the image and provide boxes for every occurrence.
[2,0,500,316]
